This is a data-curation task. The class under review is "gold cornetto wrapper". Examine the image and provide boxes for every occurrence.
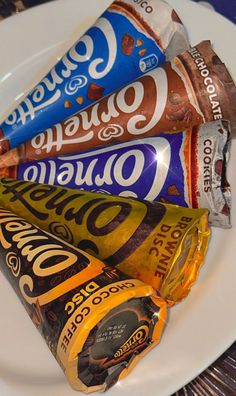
[0,178,211,305]
[0,207,167,393]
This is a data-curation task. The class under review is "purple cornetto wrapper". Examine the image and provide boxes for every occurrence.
[4,120,231,228]
[0,0,189,152]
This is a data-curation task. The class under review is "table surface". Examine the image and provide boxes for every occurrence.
[0,1,235,395]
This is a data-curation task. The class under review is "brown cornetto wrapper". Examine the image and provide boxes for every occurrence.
[0,179,210,306]
[0,40,235,168]
[0,207,167,393]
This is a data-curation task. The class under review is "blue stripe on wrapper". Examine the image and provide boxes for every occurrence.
[1,6,165,149]
[17,134,187,207]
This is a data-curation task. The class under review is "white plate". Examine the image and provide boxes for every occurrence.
[0,1,236,395]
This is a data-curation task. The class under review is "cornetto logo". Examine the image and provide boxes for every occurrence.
[0,179,167,266]
[114,325,149,359]
[132,0,153,14]
[22,137,171,201]
[0,209,90,307]
[30,68,168,156]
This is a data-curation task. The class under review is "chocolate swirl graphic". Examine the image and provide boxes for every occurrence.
[49,222,74,244]
[98,124,124,141]
[6,251,21,277]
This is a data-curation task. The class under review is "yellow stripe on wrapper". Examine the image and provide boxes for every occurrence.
[0,207,167,393]
[0,178,210,305]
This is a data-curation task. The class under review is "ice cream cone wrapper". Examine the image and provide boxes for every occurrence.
[0,0,189,154]
[0,41,235,166]
[0,120,231,228]
[0,179,210,306]
[0,207,167,393]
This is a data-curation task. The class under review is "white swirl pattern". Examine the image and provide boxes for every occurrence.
[98,124,124,141]
[65,75,88,95]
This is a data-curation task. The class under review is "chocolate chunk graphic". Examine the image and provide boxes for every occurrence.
[159,196,172,204]
[215,159,223,176]
[136,39,143,47]
[87,83,105,101]
[64,100,72,108]
[76,96,84,105]
[121,33,135,56]
[167,184,180,196]
[169,93,182,105]
[166,94,193,123]
[139,49,147,56]
[166,106,193,123]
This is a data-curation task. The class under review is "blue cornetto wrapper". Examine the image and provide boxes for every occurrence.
[0,0,189,152]
[10,120,231,228]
